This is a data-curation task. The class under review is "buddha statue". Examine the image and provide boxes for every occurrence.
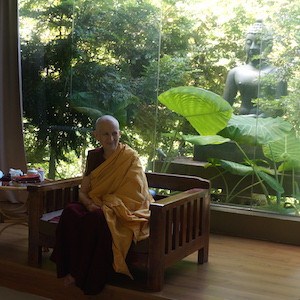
[223,20,287,115]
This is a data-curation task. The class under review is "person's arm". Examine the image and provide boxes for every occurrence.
[79,175,100,212]
[223,68,238,106]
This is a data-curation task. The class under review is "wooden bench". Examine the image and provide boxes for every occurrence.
[26,172,210,291]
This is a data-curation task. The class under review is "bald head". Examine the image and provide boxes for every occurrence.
[94,115,121,155]
[95,115,120,132]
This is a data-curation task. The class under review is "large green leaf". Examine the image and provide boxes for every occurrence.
[74,107,104,119]
[278,160,300,172]
[263,132,300,170]
[158,86,233,135]
[218,159,253,176]
[208,159,253,176]
[220,115,293,145]
[257,171,284,194]
[183,134,230,145]
[211,159,284,194]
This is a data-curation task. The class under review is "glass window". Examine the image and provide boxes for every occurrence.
[19,0,300,217]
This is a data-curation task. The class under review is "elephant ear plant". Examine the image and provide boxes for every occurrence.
[158,86,300,209]
[158,86,233,135]
[157,85,233,172]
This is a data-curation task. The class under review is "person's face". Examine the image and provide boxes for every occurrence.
[245,33,272,61]
[94,120,121,153]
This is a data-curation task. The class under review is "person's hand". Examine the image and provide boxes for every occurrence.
[87,203,100,212]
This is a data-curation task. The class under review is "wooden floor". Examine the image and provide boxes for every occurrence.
[0,221,300,300]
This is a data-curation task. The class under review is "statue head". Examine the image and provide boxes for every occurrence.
[245,19,273,63]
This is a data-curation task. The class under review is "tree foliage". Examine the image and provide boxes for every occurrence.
[19,0,300,177]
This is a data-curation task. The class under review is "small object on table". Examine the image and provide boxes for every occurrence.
[14,174,41,184]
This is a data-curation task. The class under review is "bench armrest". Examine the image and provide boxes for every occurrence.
[26,177,82,192]
[151,188,208,208]
[149,189,210,260]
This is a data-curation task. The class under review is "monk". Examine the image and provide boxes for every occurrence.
[50,115,154,295]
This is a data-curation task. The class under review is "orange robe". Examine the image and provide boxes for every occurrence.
[88,143,153,277]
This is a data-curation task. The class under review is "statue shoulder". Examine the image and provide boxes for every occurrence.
[228,64,252,74]
[226,64,252,81]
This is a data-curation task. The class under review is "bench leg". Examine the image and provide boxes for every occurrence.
[28,243,42,267]
[147,267,164,291]
[198,246,209,264]
[27,190,43,267]
[0,213,4,223]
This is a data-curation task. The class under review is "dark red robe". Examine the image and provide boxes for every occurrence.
[50,148,114,295]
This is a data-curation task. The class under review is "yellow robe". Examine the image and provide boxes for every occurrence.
[88,143,153,278]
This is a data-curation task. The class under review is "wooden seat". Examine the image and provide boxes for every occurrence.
[26,172,210,291]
